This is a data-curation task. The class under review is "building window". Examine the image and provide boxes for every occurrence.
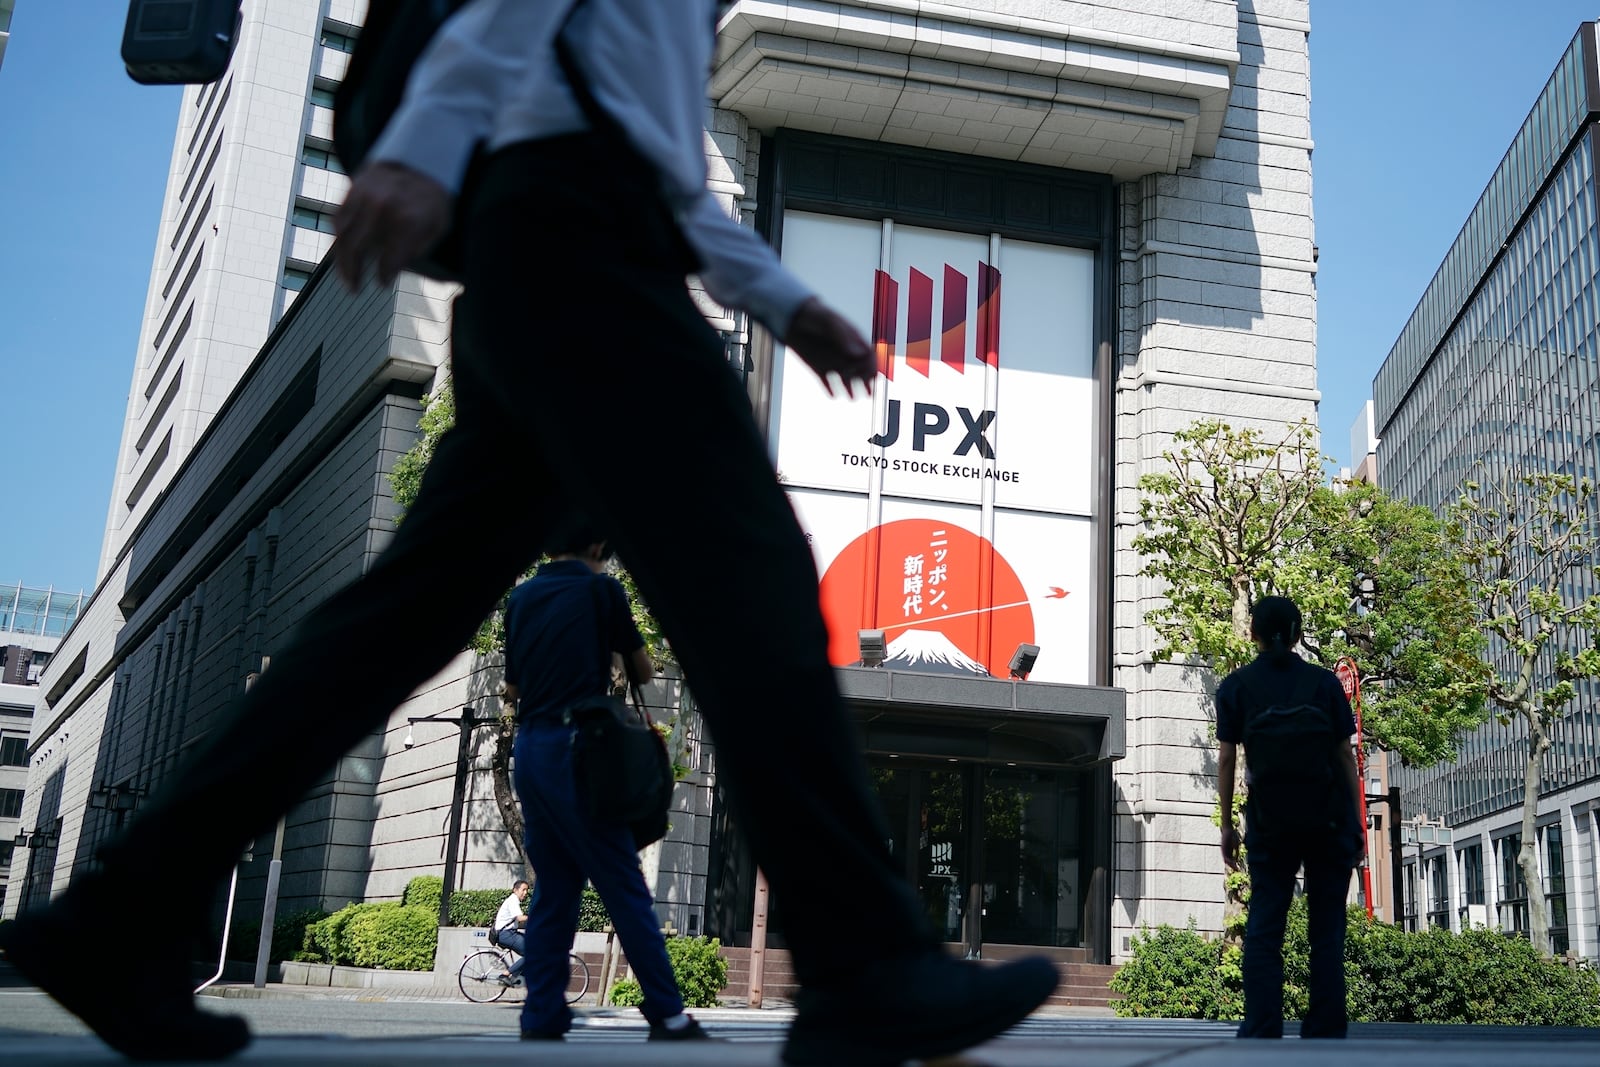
[1402,861,1419,932]
[1426,855,1451,930]
[282,265,314,293]
[0,735,24,767]
[291,204,337,235]
[310,85,337,109]
[1458,842,1485,928]
[300,145,345,174]
[1497,834,1530,937]
[0,788,22,819]
[319,28,357,54]
[1544,824,1570,955]
[0,841,12,868]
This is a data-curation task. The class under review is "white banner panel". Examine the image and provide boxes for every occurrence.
[774,211,1098,686]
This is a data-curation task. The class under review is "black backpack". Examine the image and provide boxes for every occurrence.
[1241,668,1343,840]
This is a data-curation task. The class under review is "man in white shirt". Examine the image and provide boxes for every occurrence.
[2,3,1057,1063]
[492,880,530,983]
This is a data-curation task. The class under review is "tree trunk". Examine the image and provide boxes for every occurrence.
[1222,581,1253,944]
[489,704,529,878]
[1516,712,1552,955]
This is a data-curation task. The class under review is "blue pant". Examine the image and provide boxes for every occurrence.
[1239,836,1352,1039]
[513,719,684,1036]
[495,928,526,978]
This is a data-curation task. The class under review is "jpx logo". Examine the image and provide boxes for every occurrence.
[867,262,1001,459]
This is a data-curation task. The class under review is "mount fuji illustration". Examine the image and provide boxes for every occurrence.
[883,629,991,677]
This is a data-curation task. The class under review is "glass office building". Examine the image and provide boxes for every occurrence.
[1376,25,1600,959]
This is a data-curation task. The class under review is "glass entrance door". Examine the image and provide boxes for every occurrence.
[873,762,969,943]
[871,759,1084,949]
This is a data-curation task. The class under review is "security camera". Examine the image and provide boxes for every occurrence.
[403,728,415,749]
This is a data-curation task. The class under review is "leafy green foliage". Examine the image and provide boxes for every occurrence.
[447,889,506,928]
[295,902,437,970]
[608,978,645,1007]
[1134,420,1489,764]
[226,907,329,964]
[604,938,728,1009]
[401,875,444,915]
[577,884,611,933]
[1112,902,1600,1025]
[345,905,438,971]
[1110,920,1243,1020]
[665,936,729,1008]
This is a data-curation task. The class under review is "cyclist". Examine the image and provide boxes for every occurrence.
[492,880,531,985]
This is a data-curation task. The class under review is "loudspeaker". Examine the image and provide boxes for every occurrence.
[122,0,242,85]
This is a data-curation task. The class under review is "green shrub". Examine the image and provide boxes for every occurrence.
[665,936,728,1008]
[344,904,437,971]
[402,875,444,916]
[1112,904,1600,1026]
[297,902,407,966]
[609,978,644,1007]
[1110,921,1241,1019]
[447,888,505,928]
[228,907,329,964]
[577,884,610,933]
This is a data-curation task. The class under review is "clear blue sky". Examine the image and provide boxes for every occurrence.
[0,1,1596,594]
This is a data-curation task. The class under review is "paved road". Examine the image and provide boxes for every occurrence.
[4,962,1600,1065]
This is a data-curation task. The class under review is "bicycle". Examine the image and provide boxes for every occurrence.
[457,944,590,1005]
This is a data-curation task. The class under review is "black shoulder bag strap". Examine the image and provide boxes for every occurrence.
[586,575,652,727]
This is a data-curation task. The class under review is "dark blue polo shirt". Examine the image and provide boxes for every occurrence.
[1215,653,1356,746]
[503,560,644,722]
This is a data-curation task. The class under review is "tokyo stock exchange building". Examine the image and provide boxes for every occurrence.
[11,2,1317,984]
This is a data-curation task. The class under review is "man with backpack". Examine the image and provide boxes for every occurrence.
[491,879,530,985]
[1,2,1057,1063]
[1217,596,1365,1039]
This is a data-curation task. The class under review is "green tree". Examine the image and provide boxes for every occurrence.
[389,384,676,861]
[1449,470,1600,956]
[1134,419,1488,757]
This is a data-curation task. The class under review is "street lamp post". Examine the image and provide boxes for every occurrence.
[406,705,481,927]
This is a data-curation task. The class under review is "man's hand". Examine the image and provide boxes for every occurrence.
[334,162,452,290]
[1221,825,1242,871]
[785,297,875,399]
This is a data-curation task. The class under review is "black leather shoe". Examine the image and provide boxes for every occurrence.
[648,1017,713,1041]
[782,951,1058,1066]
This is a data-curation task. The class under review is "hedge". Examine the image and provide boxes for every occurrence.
[446,889,505,928]
[577,884,610,933]
[296,902,439,970]
[401,875,443,915]
[1112,900,1600,1026]
[226,907,329,965]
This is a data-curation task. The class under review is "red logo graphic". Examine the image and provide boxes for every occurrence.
[819,519,1035,677]
[872,262,1002,381]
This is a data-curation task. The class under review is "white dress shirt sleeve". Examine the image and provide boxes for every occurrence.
[681,191,816,341]
[365,0,568,195]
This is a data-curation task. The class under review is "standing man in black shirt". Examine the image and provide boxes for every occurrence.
[1217,596,1364,1039]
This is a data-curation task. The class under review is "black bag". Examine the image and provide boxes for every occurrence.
[1242,669,1343,840]
[565,579,673,849]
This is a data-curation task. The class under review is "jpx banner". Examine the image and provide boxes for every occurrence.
[770,212,1097,684]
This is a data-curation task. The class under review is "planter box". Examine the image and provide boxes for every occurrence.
[433,925,495,980]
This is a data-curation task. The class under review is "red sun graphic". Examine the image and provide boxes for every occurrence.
[818,519,1034,678]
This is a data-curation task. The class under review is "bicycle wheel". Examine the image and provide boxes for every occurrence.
[459,950,511,1003]
[566,953,591,1005]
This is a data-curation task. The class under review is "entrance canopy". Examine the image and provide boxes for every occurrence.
[837,665,1124,767]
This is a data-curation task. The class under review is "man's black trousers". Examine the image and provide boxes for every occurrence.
[103,134,935,987]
